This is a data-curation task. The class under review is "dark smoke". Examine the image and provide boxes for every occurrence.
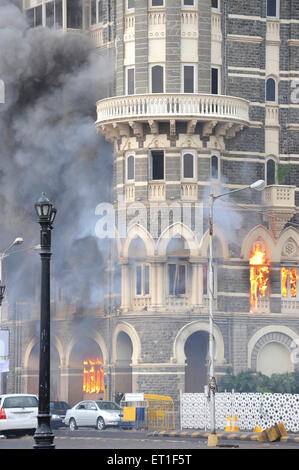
[0,0,113,311]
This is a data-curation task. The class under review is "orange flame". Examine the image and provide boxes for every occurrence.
[282,268,298,298]
[83,358,104,394]
[249,242,270,313]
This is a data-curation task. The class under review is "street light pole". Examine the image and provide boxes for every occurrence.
[207,180,265,447]
[33,193,57,450]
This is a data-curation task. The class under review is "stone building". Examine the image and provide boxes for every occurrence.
[3,0,298,411]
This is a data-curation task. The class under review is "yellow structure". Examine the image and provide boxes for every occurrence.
[144,394,175,431]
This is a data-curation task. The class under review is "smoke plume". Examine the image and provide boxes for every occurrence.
[0,0,113,311]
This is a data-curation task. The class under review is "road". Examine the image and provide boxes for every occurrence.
[0,428,298,454]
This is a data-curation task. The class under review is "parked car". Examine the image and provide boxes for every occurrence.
[0,394,38,437]
[65,400,121,431]
[50,400,71,429]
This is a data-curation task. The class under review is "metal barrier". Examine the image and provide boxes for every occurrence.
[144,394,175,430]
[120,393,175,431]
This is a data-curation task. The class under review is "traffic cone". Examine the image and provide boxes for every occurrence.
[253,426,262,433]
[225,415,231,432]
[231,415,239,432]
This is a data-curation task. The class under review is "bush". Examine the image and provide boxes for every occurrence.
[218,370,299,394]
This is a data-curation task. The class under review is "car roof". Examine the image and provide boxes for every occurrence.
[0,394,37,398]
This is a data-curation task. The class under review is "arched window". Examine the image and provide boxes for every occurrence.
[266,158,276,185]
[267,0,277,17]
[127,154,135,181]
[211,154,219,179]
[182,152,194,179]
[266,77,276,102]
[151,65,164,93]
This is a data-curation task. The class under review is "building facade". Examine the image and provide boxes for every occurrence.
[4,0,298,412]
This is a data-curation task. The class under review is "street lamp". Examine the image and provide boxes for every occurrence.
[33,193,57,450]
[207,179,265,447]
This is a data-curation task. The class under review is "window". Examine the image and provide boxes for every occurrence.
[127,154,135,181]
[281,268,298,299]
[3,396,38,408]
[127,0,135,9]
[26,6,43,27]
[46,0,63,28]
[136,265,150,295]
[203,265,207,295]
[266,158,276,185]
[182,0,195,6]
[151,0,164,6]
[90,0,97,24]
[183,65,196,93]
[150,150,164,180]
[182,152,195,179]
[151,65,164,93]
[55,0,63,27]
[211,154,219,179]
[126,67,135,95]
[267,0,277,17]
[67,0,83,29]
[211,67,220,95]
[211,0,219,8]
[266,77,276,102]
[168,264,186,296]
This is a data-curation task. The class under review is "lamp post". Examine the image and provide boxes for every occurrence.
[207,179,265,447]
[33,193,57,450]
[0,237,24,394]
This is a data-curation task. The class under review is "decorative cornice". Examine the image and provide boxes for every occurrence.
[287,39,299,47]
[227,34,263,44]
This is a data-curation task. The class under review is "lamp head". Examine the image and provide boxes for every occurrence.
[13,237,24,246]
[249,179,265,191]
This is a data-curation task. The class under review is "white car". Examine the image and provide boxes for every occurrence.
[0,394,38,437]
[65,400,121,431]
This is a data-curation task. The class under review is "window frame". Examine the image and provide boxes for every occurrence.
[150,64,165,94]
[126,66,135,95]
[266,0,278,18]
[210,152,220,180]
[265,157,277,186]
[265,76,277,103]
[167,263,187,297]
[126,0,135,11]
[150,0,164,7]
[181,150,196,181]
[135,264,150,296]
[126,153,135,182]
[181,0,196,8]
[211,66,221,95]
[182,64,197,93]
[281,267,298,300]
[211,0,220,11]
[149,150,165,181]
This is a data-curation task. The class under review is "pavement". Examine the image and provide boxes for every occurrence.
[147,429,299,444]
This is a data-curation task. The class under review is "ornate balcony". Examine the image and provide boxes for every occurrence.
[262,185,297,238]
[95,93,250,141]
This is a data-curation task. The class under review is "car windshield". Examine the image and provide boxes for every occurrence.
[3,396,38,408]
[96,401,120,410]
[50,401,71,410]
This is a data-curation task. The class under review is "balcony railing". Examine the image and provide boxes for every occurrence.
[96,93,250,126]
[262,185,296,208]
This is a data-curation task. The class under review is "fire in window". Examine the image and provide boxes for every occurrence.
[281,268,298,298]
[83,358,104,394]
[249,242,270,312]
